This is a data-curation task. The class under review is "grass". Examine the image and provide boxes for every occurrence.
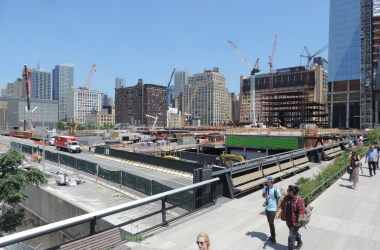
[295,147,366,204]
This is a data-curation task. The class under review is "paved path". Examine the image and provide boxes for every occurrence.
[126,158,380,250]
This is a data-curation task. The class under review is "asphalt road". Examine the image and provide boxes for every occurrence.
[0,136,192,189]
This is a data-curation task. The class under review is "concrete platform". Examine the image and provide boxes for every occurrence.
[126,158,380,250]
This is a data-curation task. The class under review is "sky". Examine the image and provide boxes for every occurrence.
[0,0,330,97]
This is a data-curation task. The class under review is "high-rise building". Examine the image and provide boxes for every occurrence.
[52,63,74,121]
[1,78,23,98]
[102,93,109,106]
[183,67,231,126]
[31,68,51,100]
[373,0,380,124]
[328,0,361,129]
[167,85,174,107]
[115,80,167,127]
[115,77,125,89]
[174,70,188,98]
[66,87,103,124]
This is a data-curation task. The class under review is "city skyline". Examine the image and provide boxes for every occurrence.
[0,1,329,97]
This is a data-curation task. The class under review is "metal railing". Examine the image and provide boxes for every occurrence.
[0,178,219,249]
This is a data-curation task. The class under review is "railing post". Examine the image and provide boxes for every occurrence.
[90,217,96,235]
[161,196,168,227]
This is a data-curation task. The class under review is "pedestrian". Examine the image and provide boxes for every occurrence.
[196,232,210,250]
[357,139,364,148]
[365,145,378,176]
[348,152,363,189]
[275,185,305,250]
[348,137,353,151]
[262,176,281,243]
[374,143,380,169]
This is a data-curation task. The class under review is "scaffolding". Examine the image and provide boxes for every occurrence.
[260,90,328,128]
[253,65,328,127]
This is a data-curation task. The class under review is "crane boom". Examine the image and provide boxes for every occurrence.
[228,40,253,71]
[268,34,277,90]
[300,44,328,68]
[228,40,260,125]
[76,64,97,126]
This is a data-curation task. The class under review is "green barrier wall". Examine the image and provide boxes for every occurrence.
[121,171,152,196]
[98,167,121,183]
[152,180,193,211]
[225,135,302,150]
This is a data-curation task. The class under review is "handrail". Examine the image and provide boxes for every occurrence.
[0,178,219,247]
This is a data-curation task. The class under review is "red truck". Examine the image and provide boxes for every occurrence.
[55,136,82,153]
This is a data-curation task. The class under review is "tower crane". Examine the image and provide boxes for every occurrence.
[3,102,7,130]
[182,86,200,127]
[228,40,260,125]
[73,64,96,134]
[268,34,277,90]
[146,68,175,130]
[300,44,328,68]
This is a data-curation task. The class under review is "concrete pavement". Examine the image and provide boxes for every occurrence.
[126,158,380,250]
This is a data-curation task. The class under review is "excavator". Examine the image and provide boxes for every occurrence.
[220,154,245,167]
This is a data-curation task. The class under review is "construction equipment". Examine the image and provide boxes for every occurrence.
[72,64,96,135]
[228,40,260,125]
[215,98,234,126]
[3,102,7,130]
[146,114,159,131]
[300,44,328,68]
[220,154,245,167]
[268,34,278,90]
[182,85,200,127]
[145,68,175,130]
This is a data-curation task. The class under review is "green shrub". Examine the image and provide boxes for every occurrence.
[296,148,364,204]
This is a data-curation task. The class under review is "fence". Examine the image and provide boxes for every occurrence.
[10,142,190,202]
[0,178,219,249]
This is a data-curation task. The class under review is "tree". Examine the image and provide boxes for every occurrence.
[0,150,47,236]
[57,122,66,130]
[367,128,380,145]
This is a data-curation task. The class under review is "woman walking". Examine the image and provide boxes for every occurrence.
[349,152,363,189]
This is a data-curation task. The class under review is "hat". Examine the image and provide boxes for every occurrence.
[266,176,274,183]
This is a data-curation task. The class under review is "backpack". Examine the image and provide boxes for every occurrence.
[295,196,313,228]
[265,186,279,204]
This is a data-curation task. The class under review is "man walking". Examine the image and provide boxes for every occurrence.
[262,176,281,243]
[365,145,379,176]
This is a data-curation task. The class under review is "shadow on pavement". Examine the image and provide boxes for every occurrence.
[246,231,287,249]
[246,231,267,241]
[359,175,372,178]
[339,184,353,189]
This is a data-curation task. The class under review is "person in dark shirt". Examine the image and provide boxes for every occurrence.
[276,185,305,250]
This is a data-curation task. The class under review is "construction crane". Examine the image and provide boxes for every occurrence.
[215,98,234,126]
[146,68,175,130]
[300,44,328,68]
[146,114,159,131]
[3,102,7,130]
[182,84,201,127]
[268,34,278,90]
[228,40,260,125]
[22,64,38,131]
[74,64,97,134]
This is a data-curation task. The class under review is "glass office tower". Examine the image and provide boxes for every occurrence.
[328,0,361,129]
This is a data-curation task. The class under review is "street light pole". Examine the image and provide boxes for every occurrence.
[42,110,46,175]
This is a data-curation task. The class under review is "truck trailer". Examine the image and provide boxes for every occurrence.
[55,136,82,153]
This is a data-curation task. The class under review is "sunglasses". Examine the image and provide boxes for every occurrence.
[196,241,207,245]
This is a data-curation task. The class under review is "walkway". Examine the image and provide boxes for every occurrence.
[126,158,380,250]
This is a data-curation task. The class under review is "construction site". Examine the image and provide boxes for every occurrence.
[231,35,329,129]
